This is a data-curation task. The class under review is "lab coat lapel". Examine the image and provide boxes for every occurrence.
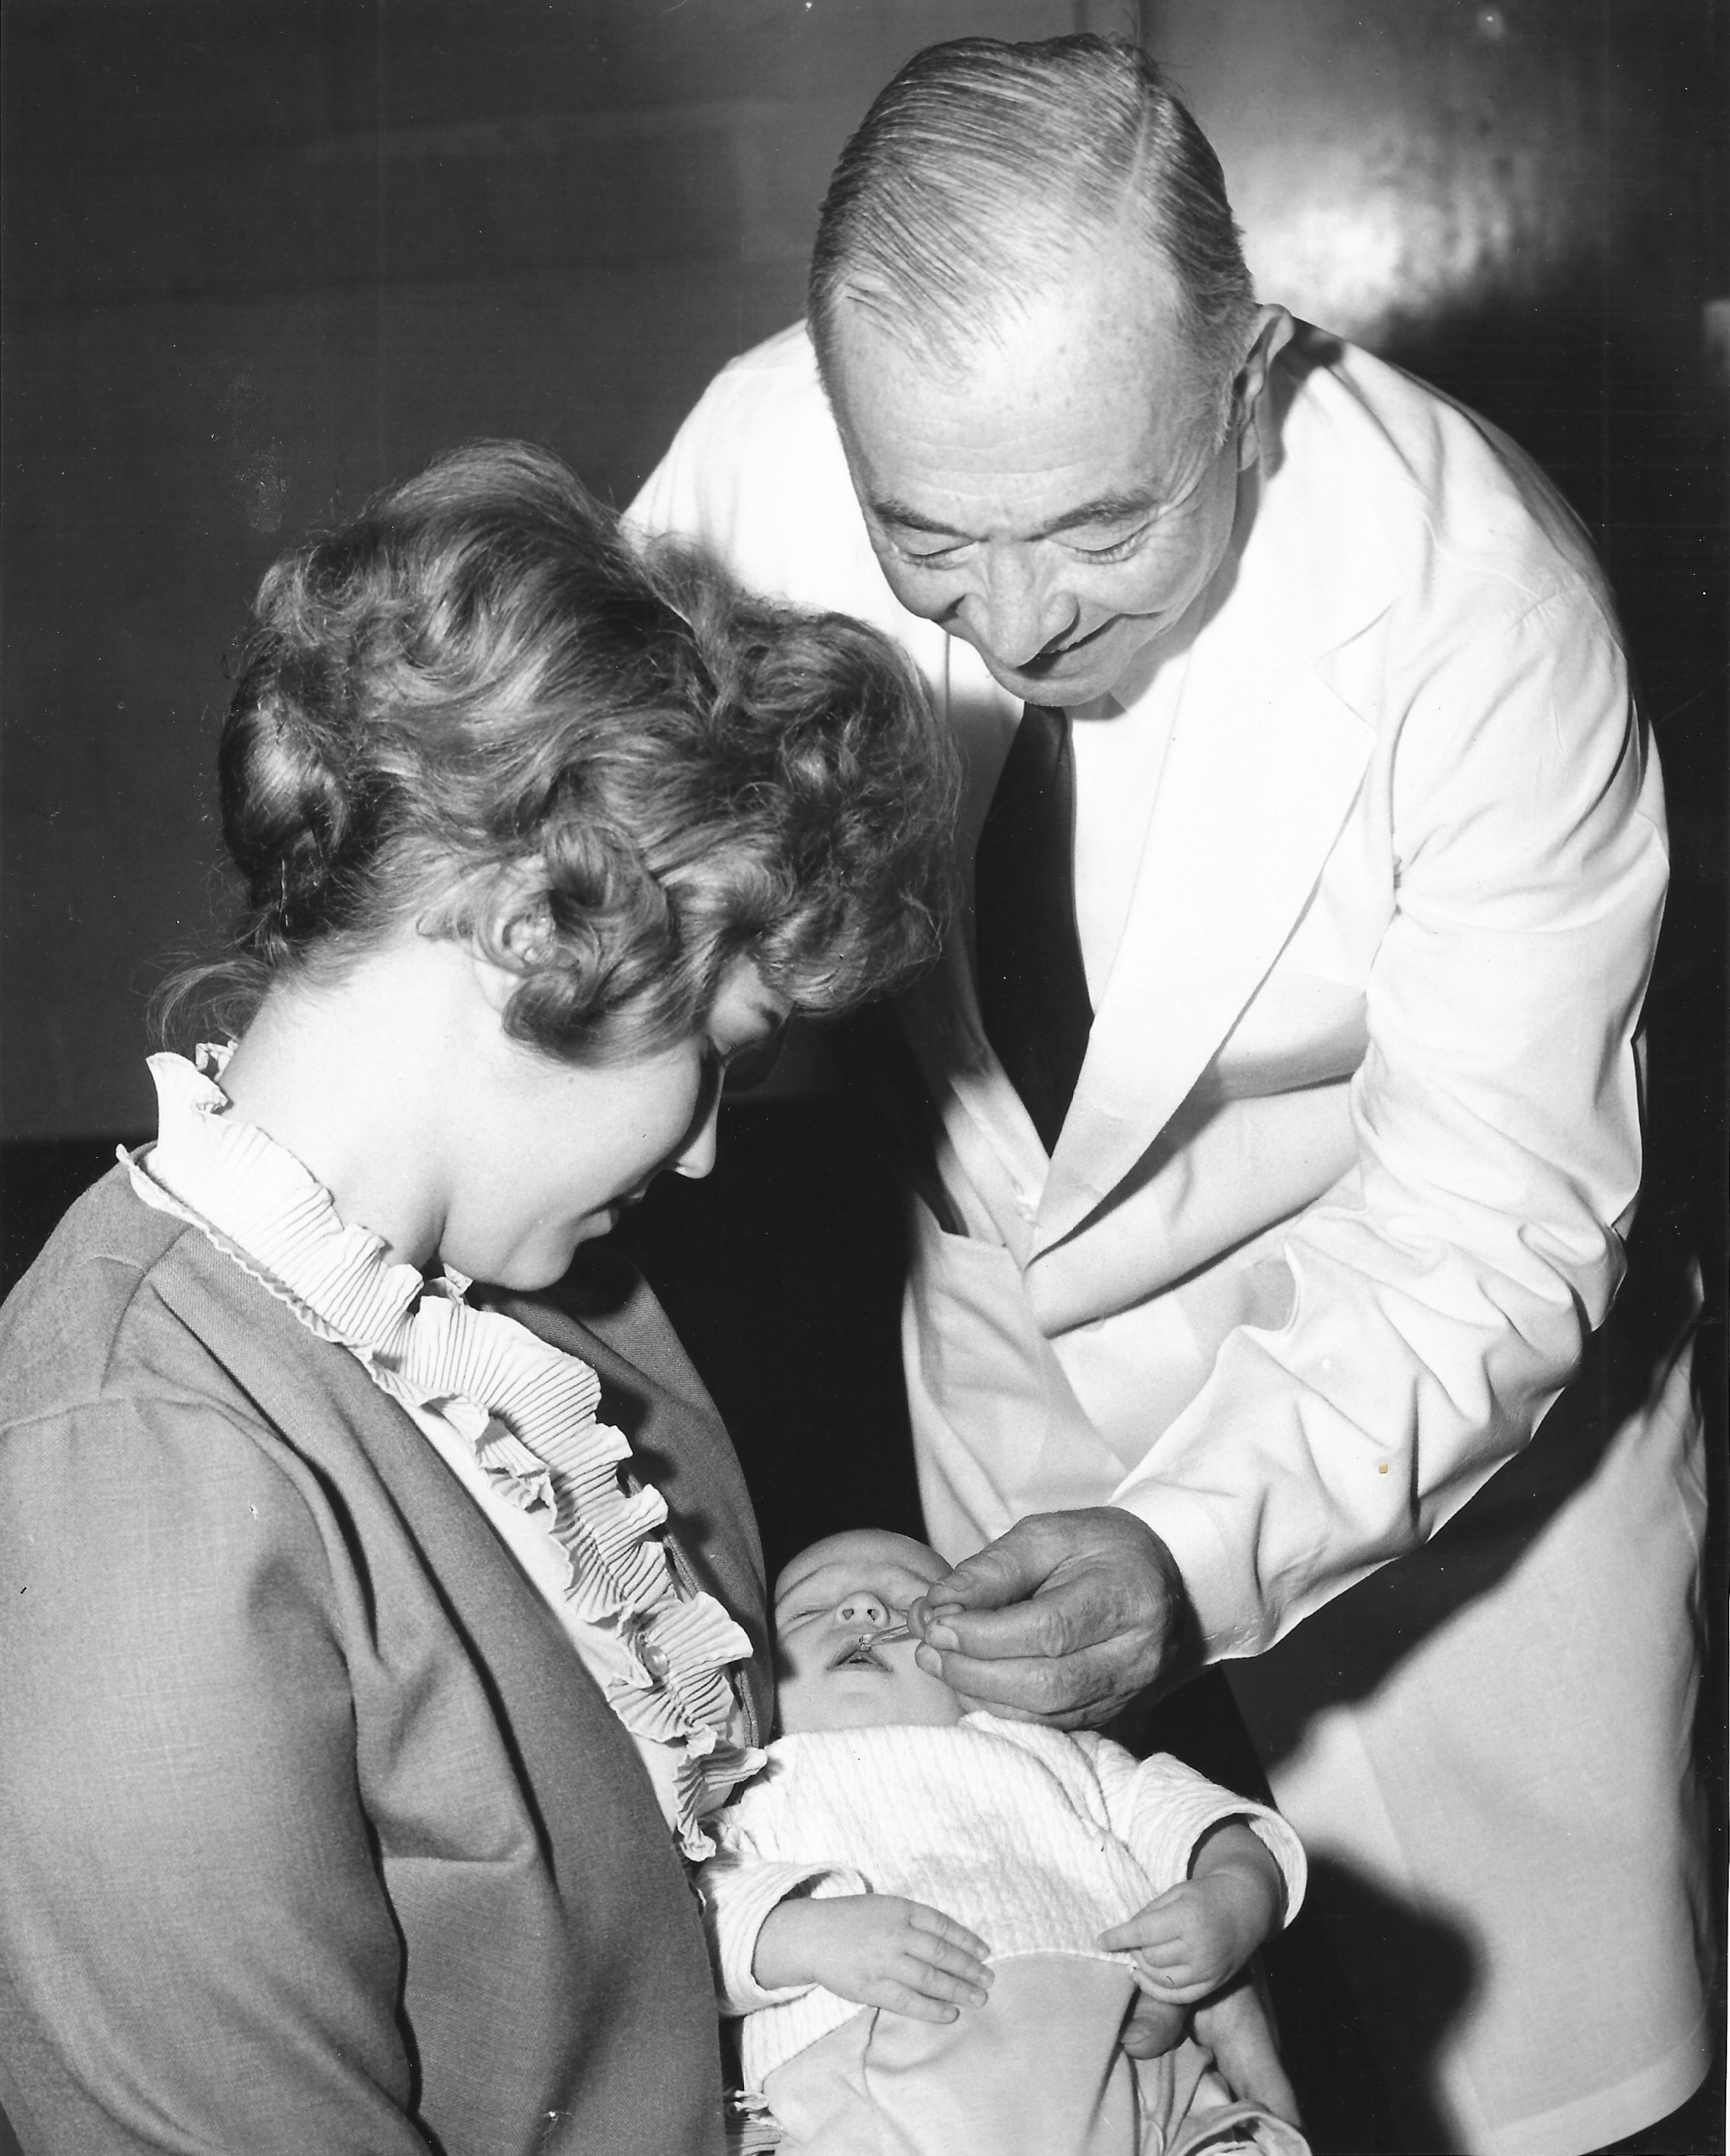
[909,330,1413,1263]
[1036,595,1380,1257]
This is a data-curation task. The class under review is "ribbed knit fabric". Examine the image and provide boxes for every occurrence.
[123,1046,763,1858]
[702,1712,1306,2088]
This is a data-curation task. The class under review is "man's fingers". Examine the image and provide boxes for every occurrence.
[914,1588,1126,1663]
[907,1511,1186,1728]
[910,1516,1074,1621]
[913,1638,1145,1724]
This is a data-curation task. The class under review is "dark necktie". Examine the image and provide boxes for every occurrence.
[972,703,1094,1153]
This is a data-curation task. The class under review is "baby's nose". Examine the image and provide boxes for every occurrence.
[835,1595,889,1628]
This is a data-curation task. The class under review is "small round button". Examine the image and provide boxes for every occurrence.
[640,1641,670,1682]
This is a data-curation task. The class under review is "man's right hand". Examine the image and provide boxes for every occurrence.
[908,1507,1194,1727]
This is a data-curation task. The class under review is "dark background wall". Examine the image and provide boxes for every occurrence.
[3,0,1722,1143]
[7,0,1722,1533]
[1,5,1724,2145]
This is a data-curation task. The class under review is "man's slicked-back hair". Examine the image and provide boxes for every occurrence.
[810,34,1257,424]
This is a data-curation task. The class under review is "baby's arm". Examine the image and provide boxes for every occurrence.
[754,1891,994,2024]
[1076,1731,1305,1997]
[1072,1733,1305,2119]
[697,1824,992,2026]
[1099,1817,1285,2004]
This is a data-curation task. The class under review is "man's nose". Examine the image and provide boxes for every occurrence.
[835,1594,889,1628]
[961,547,1074,668]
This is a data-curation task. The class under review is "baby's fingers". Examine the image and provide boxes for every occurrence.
[1132,1960,1211,2005]
[902,1938,994,2007]
[1099,1890,1186,1954]
[892,1956,992,2012]
[870,1978,969,2024]
[872,1904,994,2016]
[1119,1935,1195,1973]
[905,1903,992,1966]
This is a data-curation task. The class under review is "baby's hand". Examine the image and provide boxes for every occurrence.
[1099,1821,1283,2006]
[754,1893,994,2023]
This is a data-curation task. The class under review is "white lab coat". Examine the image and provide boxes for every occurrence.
[630,323,1709,2156]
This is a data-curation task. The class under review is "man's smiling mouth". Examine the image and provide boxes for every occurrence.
[992,616,1125,681]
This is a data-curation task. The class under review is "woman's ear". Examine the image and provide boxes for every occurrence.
[456,863,554,1013]
[498,896,555,969]
[472,858,556,968]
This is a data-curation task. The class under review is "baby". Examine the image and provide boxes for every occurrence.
[701,1529,1310,2156]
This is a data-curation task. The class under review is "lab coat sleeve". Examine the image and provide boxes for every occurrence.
[1113,582,1668,1657]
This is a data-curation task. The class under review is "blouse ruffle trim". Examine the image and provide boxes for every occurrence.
[124,1046,763,1857]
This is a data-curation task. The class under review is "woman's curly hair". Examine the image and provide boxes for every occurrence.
[166,439,959,1060]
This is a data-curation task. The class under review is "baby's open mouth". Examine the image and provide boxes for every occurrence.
[830,1640,889,1671]
[825,1621,913,1672]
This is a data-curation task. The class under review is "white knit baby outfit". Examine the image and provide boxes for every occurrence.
[702,1711,1306,2091]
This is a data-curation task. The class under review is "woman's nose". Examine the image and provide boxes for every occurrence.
[835,1594,889,1628]
[671,1087,721,1181]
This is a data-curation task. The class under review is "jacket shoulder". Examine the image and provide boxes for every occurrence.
[1275,327,1614,617]
[628,321,883,614]
[0,1167,211,1421]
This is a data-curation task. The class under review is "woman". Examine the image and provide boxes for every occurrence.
[0,442,956,2155]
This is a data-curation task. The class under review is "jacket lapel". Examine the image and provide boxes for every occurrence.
[1036,649,1375,1252]
[905,327,1416,1265]
[1034,414,1400,1255]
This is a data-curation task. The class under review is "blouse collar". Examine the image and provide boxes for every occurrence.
[123,1046,763,1856]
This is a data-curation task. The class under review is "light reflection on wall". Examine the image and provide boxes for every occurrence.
[1146,0,1611,346]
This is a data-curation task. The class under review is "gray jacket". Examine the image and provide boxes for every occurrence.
[0,1166,768,2155]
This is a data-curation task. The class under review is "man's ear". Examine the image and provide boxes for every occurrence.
[1235,305,1296,470]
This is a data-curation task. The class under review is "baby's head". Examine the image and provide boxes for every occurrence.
[773,1529,965,1736]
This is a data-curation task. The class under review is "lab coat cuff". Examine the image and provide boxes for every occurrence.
[1110,1479,1266,1661]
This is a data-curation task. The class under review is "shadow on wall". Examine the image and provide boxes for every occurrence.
[1268,1857,1479,2156]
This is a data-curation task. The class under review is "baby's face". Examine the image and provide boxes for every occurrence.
[774,1529,966,1736]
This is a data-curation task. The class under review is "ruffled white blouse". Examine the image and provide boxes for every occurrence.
[123,1047,764,1859]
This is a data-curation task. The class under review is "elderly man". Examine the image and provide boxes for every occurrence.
[631,36,1709,2156]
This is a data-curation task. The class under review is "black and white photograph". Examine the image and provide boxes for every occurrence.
[2,5,1724,2151]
